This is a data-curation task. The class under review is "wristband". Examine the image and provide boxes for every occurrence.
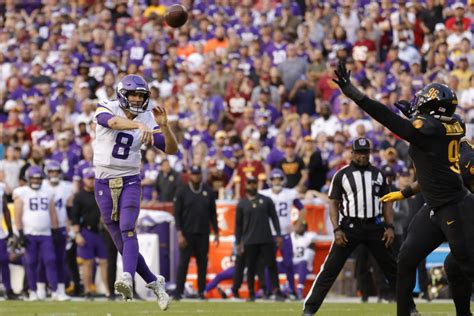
[333,226,342,233]
[401,187,415,198]
[384,223,395,230]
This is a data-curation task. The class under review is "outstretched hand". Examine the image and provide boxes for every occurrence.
[332,61,352,88]
[332,61,365,101]
[394,100,413,118]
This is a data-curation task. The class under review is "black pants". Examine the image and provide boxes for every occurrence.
[244,242,278,297]
[355,246,391,299]
[303,218,404,314]
[397,194,474,316]
[65,241,81,295]
[175,233,209,296]
[232,252,267,294]
[102,229,117,295]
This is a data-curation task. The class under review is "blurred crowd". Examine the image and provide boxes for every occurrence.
[0,0,473,203]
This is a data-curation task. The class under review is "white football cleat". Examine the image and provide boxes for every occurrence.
[28,291,39,301]
[52,291,71,301]
[146,275,170,311]
[115,272,133,301]
[36,283,46,300]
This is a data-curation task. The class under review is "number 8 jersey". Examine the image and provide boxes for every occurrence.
[13,185,55,236]
[93,100,161,179]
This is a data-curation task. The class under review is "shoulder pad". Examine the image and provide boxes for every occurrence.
[410,115,444,136]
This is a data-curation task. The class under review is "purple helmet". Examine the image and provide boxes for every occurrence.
[269,168,285,180]
[269,168,286,188]
[26,166,44,179]
[45,160,61,174]
[116,74,151,114]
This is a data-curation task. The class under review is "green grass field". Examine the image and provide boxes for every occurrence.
[0,301,462,316]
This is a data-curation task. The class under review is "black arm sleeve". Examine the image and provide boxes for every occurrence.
[209,193,218,235]
[355,96,427,147]
[267,199,281,236]
[71,193,82,226]
[235,202,243,243]
[173,188,183,231]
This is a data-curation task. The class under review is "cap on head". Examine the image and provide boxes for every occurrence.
[246,175,257,183]
[83,167,95,179]
[190,165,202,174]
[352,137,371,152]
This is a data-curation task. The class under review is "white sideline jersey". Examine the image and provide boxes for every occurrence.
[44,180,73,228]
[0,183,7,239]
[292,231,334,270]
[93,100,159,179]
[13,185,55,236]
[259,188,300,235]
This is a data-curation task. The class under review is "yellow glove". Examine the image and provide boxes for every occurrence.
[379,191,405,203]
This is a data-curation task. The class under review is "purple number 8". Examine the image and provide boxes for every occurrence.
[112,132,133,160]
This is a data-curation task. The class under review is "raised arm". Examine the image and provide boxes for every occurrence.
[332,62,427,147]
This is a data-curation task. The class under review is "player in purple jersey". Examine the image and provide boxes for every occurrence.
[93,74,178,310]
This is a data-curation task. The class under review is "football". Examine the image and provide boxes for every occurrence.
[164,4,189,28]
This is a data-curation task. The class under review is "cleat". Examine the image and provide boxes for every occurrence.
[217,287,227,299]
[146,275,170,311]
[115,272,133,301]
[28,291,39,301]
[5,290,19,300]
[52,292,71,301]
[36,283,47,300]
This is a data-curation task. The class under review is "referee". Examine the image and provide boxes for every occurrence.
[303,138,410,315]
[173,165,219,300]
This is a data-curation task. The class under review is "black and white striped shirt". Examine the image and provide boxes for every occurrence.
[328,162,388,219]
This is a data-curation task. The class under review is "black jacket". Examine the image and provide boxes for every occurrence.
[173,183,218,235]
[235,194,281,245]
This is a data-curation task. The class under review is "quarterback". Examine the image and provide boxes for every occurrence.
[93,74,178,309]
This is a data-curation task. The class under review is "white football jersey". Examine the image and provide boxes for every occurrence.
[0,183,6,239]
[13,185,55,236]
[292,231,334,270]
[292,231,318,271]
[259,188,300,235]
[93,100,159,179]
[43,180,73,228]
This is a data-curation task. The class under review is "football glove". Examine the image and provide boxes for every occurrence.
[394,100,414,118]
[379,191,405,203]
[332,61,365,101]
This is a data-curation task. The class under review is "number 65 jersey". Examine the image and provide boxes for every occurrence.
[93,100,163,179]
[13,185,55,236]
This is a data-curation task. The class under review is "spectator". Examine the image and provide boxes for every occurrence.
[278,44,308,93]
[277,140,307,190]
[0,146,23,201]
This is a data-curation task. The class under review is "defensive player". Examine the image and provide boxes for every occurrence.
[93,74,178,309]
[380,136,474,315]
[259,168,306,298]
[0,181,17,299]
[333,62,474,316]
[13,166,61,301]
[36,161,73,300]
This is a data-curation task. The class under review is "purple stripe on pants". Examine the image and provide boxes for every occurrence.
[24,235,57,291]
[0,237,11,291]
[77,228,107,260]
[95,175,156,283]
[205,266,235,292]
[38,227,68,283]
[266,235,295,293]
